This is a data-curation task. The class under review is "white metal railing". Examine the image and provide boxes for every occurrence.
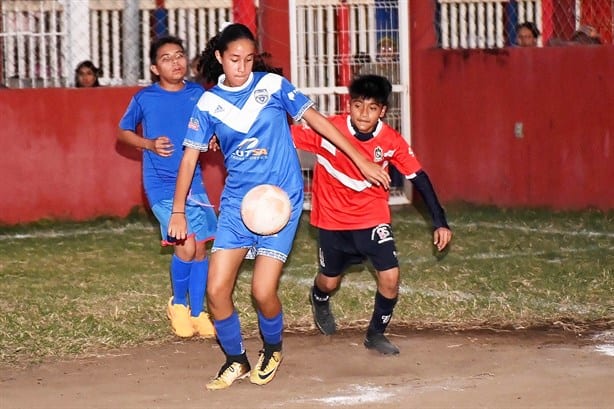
[1,0,232,88]
[438,0,543,48]
[291,0,411,206]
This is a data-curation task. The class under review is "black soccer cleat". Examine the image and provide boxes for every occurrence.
[364,331,400,355]
[310,288,336,335]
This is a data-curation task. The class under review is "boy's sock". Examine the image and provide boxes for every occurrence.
[214,311,245,356]
[170,254,191,306]
[312,282,330,303]
[367,291,398,334]
[189,258,208,317]
[257,310,284,345]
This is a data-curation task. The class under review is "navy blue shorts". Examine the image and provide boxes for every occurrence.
[317,224,399,277]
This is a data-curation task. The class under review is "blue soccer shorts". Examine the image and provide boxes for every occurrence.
[151,192,217,246]
[212,197,302,263]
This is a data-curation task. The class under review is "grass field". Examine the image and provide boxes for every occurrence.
[0,204,612,367]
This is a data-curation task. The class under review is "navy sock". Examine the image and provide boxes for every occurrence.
[257,310,284,345]
[214,311,245,356]
[189,259,208,317]
[367,291,397,334]
[312,281,330,303]
[170,254,191,306]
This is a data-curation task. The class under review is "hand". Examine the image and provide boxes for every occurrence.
[168,213,188,241]
[152,136,174,157]
[357,159,390,190]
[433,227,452,252]
[208,135,220,152]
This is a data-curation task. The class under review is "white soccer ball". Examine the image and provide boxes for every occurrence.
[241,184,292,235]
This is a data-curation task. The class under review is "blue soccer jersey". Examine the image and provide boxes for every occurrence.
[119,81,205,205]
[184,72,312,207]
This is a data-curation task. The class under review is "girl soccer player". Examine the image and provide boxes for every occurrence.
[118,36,217,339]
[168,23,390,390]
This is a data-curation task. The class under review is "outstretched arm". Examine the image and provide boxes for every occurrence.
[301,108,390,189]
[168,147,201,240]
[409,170,452,251]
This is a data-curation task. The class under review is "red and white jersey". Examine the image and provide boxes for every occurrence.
[292,115,422,230]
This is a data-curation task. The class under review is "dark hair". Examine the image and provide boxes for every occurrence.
[516,22,540,39]
[348,74,392,106]
[74,60,101,87]
[149,35,185,64]
[198,23,277,84]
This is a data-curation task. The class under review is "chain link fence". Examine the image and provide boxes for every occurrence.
[0,0,234,88]
[436,0,613,48]
[1,1,611,89]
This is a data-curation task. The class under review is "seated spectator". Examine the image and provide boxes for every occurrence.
[516,22,540,47]
[74,60,101,87]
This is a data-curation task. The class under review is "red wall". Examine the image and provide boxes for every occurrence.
[0,87,226,225]
[410,46,613,210]
[1,6,613,225]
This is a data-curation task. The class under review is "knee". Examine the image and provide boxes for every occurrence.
[316,274,340,293]
[377,271,400,296]
[251,287,274,308]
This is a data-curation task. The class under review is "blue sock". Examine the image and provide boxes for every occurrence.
[170,254,191,306]
[257,310,283,345]
[189,259,208,317]
[214,311,245,356]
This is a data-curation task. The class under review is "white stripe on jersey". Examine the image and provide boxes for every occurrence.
[198,74,283,134]
[315,154,373,192]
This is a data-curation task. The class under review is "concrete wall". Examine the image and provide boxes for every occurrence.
[0,87,226,225]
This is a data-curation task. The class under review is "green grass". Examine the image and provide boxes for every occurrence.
[1,204,612,367]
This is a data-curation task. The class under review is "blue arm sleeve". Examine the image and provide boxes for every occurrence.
[409,170,450,230]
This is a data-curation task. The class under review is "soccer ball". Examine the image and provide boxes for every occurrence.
[241,184,292,235]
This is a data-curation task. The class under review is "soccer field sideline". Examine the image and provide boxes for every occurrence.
[2,218,612,241]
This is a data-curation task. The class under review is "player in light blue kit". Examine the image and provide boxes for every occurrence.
[168,24,390,390]
[118,35,217,339]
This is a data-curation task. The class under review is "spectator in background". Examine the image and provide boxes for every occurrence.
[74,60,101,87]
[516,22,540,47]
[570,25,602,45]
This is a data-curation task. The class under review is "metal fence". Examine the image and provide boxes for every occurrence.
[436,0,613,49]
[0,0,232,88]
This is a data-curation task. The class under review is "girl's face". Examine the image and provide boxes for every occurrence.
[216,38,256,87]
[77,67,97,87]
[348,98,387,134]
[151,43,187,86]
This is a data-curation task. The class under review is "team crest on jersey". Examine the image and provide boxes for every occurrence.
[254,89,270,104]
[371,224,393,244]
[374,146,384,162]
[188,117,199,131]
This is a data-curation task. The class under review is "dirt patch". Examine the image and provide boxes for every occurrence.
[1,329,612,409]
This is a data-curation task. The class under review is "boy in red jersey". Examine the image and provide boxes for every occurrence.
[292,74,452,355]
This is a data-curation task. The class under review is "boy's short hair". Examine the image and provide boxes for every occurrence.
[149,36,185,64]
[348,74,392,106]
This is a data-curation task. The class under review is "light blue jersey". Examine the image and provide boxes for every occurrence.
[119,81,205,205]
[184,72,313,260]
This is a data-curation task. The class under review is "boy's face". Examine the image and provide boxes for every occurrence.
[150,43,187,84]
[348,98,387,134]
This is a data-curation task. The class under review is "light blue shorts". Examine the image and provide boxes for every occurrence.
[151,193,217,246]
[212,196,303,263]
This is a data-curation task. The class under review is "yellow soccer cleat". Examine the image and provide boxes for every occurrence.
[166,297,195,338]
[205,361,251,390]
[249,349,283,386]
[191,311,216,338]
